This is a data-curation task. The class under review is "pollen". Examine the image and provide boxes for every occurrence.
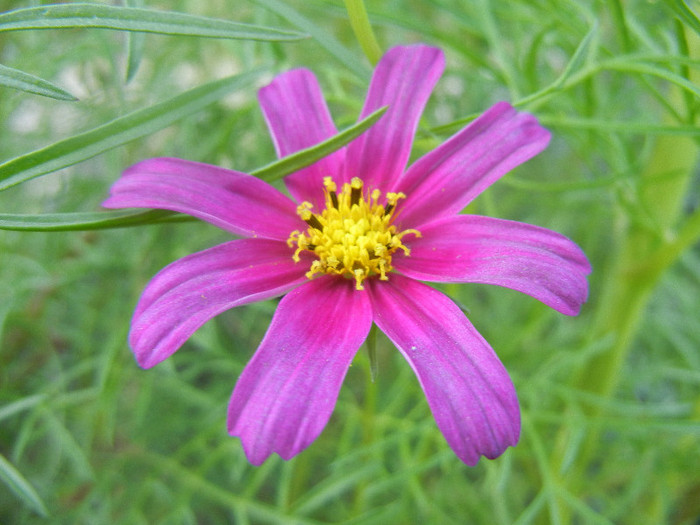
[287,177,420,290]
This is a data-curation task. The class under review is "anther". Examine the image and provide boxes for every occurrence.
[350,177,363,206]
[323,177,339,209]
[304,215,324,231]
[297,202,324,231]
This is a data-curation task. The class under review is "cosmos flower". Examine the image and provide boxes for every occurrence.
[103,44,590,466]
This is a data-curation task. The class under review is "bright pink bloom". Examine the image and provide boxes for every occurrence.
[104,45,590,466]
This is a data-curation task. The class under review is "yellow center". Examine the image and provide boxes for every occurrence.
[287,177,420,290]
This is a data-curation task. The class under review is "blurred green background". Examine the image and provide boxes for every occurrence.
[1,0,699,523]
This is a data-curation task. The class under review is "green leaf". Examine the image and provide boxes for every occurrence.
[511,23,598,108]
[124,0,146,83]
[365,324,379,382]
[252,105,387,182]
[555,23,598,88]
[0,283,13,344]
[251,0,370,77]
[0,63,77,101]
[430,26,599,136]
[0,394,47,423]
[667,0,700,36]
[125,28,146,83]
[0,210,189,232]
[538,115,700,135]
[600,58,700,99]
[0,453,49,518]
[0,3,307,41]
[344,0,382,65]
[0,69,263,192]
[0,106,387,231]
[432,49,700,137]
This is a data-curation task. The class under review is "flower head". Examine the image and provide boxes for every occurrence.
[288,176,419,289]
[103,45,591,466]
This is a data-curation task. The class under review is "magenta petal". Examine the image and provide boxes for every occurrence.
[345,45,445,191]
[228,277,372,465]
[130,238,308,368]
[394,215,591,315]
[395,102,551,228]
[258,69,345,207]
[367,275,520,465]
[102,157,303,241]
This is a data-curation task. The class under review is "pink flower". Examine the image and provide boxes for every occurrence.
[103,44,590,466]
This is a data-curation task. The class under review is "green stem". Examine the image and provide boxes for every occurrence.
[344,0,382,65]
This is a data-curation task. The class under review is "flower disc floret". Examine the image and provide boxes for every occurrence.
[288,177,420,290]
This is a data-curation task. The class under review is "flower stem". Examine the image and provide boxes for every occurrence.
[344,0,382,65]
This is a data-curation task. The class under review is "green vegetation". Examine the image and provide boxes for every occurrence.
[1,0,698,523]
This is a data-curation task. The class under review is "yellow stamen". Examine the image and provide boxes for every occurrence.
[287,177,420,290]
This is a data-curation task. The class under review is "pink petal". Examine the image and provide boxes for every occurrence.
[367,275,520,465]
[258,69,345,207]
[130,238,308,368]
[228,276,372,465]
[395,102,551,228]
[394,215,591,315]
[102,157,303,241]
[345,45,445,191]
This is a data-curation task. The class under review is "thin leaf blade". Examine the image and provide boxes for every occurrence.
[0,106,387,231]
[252,105,387,182]
[0,3,307,41]
[0,453,49,518]
[0,210,188,232]
[124,0,146,83]
[0,63,77,101]
[251,0,370,76]
[0,69,263,192]
[667,0,700,36]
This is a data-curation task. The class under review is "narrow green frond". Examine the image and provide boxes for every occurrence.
[0,63,77,101]
[0,70,264,192]
[0,3,308,41]
[0,453,49,518]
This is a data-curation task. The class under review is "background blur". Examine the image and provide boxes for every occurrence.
[1,0,699,523]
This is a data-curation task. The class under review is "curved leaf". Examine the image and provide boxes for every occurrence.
[0,69,263,192]
[124,0,146,83]
[252,105,387,182]
[0,3,307,41]
[0,453,48,518]
[0,106,387,231]
[251,0,369,76]
[0,209,190,232]
[0,63,77,101]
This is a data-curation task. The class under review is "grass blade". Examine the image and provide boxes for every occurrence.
[667,0,700,36]
[0,3,307,41]
[601,58,700,98]
[0,63,77,101]
[0,106,387,231]
[252,105,387,182]
[124,0,146,82]
[0,210,186,232]
[539,115,700,135]
[0,69,263,192]
[252,0,370,76]
[0,453,49,518]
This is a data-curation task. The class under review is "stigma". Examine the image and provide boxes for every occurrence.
[287,177,420,290]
